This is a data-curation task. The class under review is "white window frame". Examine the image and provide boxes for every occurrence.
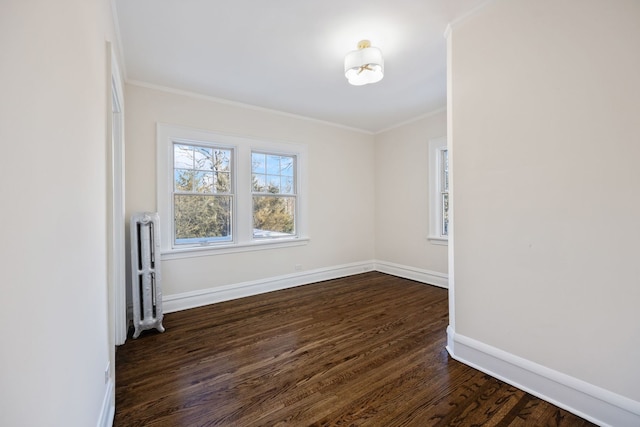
[172,141,235,246]
[157,124,308,259]
[428,136,448,245]
[251,150,298,240]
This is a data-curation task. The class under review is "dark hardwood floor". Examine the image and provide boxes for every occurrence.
[115,272,594,426]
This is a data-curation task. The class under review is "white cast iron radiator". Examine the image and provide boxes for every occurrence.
[130,212,165,338]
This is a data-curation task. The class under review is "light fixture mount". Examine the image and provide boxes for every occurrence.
[344,39,384,86]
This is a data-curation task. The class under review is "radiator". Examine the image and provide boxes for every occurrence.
[130,212,165,338]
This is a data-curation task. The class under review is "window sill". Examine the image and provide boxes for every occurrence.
[427,235,448,246]
[160,237,310,260]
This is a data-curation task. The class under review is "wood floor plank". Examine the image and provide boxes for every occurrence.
[115,272,594,426]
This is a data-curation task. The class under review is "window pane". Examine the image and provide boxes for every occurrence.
[441,149,449,192]
[174,169,194,191]
[174,194,232,244]
[267,175,281,192]
[441,193,449,236]
[193,171,213,193]
[194,146,213,170]
[252,152,266,174]
[280,156,294,176]
[214,171,231,193]
[266,155,282,174]
[174,145,194,169]
[174,143,232,195]
[252,152,295,194]
[212,149,231,172]
[282,176,294,194]
[253,195,295,238]
[252,174,266,191]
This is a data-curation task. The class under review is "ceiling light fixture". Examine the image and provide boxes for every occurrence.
[344,40,384,86]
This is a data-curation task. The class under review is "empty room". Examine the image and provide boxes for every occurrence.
[1,1,638,426]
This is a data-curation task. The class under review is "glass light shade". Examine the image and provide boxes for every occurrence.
[344,45,384,86]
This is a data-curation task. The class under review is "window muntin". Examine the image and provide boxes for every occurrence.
[251,152,297,239]
[172,143,233,246]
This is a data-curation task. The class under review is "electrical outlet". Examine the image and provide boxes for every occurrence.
[294,264,303,271]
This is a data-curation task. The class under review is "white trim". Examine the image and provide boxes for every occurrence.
[443,24,453,40]
[129,80,375,135]
[445,14,456,337]
[161,237,309,260]
[446,0,496,32]
[427,235,448,245]
[163,261,375,313]
[127,80,449,137]
[109,0,128,79]
[163,261,448,314]
[374,260,448,288]
[96,379,115,427]
[447,327,640,427]
[108,43,127,347]
[374,107,446,135]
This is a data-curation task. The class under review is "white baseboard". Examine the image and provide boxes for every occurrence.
[374,260,448,288]
[96,378,114,427]
[446,326,640,427]
[162,260,448,313]
[163,261,375,313]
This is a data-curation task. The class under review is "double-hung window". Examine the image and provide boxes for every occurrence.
[428,137,449,244]
[173,143,233,245]
[251,152,297,238]
[157,124,308,257]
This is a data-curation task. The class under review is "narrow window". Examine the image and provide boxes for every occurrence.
[428,137,449,244]
[440,147,449,236]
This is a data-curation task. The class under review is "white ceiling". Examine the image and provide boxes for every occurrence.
[114,0,486,133]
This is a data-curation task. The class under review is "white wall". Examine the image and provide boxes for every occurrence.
[0,0,118,426]
[125,84,375,299]
[448,0,640,423]
[374,112,448,279]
